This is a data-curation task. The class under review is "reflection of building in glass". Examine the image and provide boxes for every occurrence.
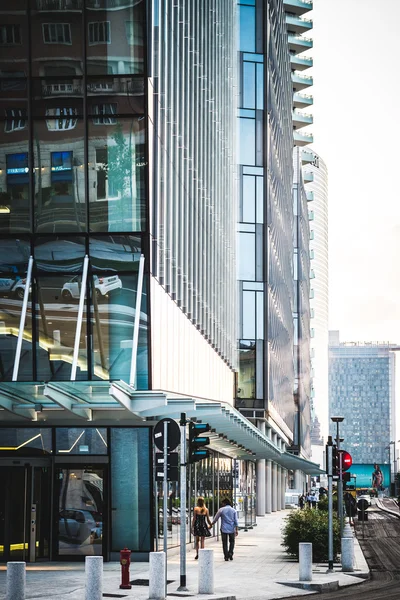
[329,331,396,465]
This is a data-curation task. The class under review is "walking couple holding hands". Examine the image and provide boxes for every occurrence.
[191,497,239,562]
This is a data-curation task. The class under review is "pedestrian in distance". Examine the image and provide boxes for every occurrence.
[209,497,239,561]
[310,492,317,509]
[298,494,305,509]
[191,496,212,559]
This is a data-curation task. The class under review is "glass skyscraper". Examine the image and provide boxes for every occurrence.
[329,331,396,466]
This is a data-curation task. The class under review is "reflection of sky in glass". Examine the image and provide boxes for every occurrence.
[239,5,255,53]
[239,118,255,166]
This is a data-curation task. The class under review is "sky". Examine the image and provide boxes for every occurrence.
[311,0,400,344]
[309,1,400,444]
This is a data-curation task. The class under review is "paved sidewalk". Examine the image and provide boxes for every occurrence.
[0,510,369,600]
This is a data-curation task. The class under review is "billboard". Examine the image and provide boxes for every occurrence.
[348,463,390,489]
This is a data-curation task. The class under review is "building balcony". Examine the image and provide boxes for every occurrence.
[288,34,313,55]
[290,53,313,71]
[303,171,314,183]
[293,92,313,109]
[292,71,313,92]
[306,190,314,202]
[283,0,313,16]
[86,0,133,7]
[293,109,313,129]
[35,0,83,9]
[286,14,313,35]
[301,150,314,163]
[294,130,314,147]
[42,82,83,96]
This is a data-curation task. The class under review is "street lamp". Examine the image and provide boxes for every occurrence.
[331,416,344,536]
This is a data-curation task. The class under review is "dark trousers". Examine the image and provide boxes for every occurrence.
[221,532,235,558]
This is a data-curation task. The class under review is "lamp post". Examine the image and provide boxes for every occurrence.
[331,416,344,536]
[388,441,397,496]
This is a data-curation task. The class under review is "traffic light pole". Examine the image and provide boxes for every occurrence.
[178,413,188,591]
[337,431,344,538]
[163,420,168,596]
[327,437,334,572]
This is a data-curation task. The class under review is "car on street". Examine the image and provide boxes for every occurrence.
[358,494,372,507]
[59,509,102,545]
[61,274,122,300]
[0,267,27,299]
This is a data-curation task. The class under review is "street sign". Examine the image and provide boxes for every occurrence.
[153,418,180,451]
[155,452,179,481]
[339,450,352,471]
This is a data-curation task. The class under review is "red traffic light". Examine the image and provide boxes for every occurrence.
[338,450,352,471]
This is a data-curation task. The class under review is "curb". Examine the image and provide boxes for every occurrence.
[278,580,339,592]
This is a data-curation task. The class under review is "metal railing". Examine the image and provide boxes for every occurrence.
[36,0,83,9]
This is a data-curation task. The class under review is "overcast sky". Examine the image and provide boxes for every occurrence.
[311,0,400,345]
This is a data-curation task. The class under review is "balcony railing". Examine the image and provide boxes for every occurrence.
[86,0,135,7]
[42,83,83,96]
[36,0,83,9]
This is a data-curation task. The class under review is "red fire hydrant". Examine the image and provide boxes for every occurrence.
[120,547,132,590]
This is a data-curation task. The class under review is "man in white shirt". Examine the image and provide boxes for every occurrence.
[209,498,239,561]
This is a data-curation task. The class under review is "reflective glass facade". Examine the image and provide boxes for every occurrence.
[237,0,297,434]
[329,337,396,465]
[0,1,148,386]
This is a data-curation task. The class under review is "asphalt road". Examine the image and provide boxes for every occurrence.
[289,503,400,600]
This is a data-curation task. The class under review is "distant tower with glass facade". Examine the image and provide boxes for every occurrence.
[329,331,396,465]
[303,150,329,443]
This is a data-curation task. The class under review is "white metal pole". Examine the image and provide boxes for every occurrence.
[129,254,145,388]
[71,254,89,381]
[163,420,168,598]
[178,413,188,591]
[13,256,33,381]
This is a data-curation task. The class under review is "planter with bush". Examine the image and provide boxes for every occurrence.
[281,508,341,562]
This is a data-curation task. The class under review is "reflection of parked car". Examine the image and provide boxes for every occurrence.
[59,509,102,544]
[61,274,122,301]
[0,267,26,300]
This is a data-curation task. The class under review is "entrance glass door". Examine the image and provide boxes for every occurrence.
[56,466,105,558]
[0,463,51,562]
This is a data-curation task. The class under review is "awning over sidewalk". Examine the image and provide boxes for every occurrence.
[0,380,324,473]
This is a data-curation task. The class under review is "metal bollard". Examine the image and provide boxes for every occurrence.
[85,556,103,600]
[198,549,214,594]
[6,562,25,600]
[299,542,312,581]
[149,551,166,600]
[341,536,354,572]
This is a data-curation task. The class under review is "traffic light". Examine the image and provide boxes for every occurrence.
[189,422,210,464]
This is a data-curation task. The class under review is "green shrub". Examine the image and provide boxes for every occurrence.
[281,508,341,562]
[317,495,338,512]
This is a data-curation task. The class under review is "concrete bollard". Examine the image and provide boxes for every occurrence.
[343,523,353,538]
[198,549,214,594]
[299,543,312,581]
[85,556,103,600]
[6,562,25,600]
[149,551,166,600]
[341,536,354,572]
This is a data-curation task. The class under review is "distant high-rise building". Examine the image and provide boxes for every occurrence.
[329,332,396,465]
[303,150,329,441]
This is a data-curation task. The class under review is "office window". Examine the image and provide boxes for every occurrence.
[42,23,71,45]
[92,103,117,125]
[0,25,21,45]
[4,108,27,132]
[88,22,111,45]
[125,20,143,46]
[46,108,77,131]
